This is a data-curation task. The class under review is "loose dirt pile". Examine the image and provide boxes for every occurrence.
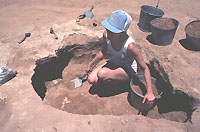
[185,21,200,38]
[133,79,158,96]
[152,18,176,30]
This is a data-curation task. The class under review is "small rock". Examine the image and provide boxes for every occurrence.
[121,119,128,125]
[121,120,125,125]
[53,127,58,131]
[88,121,91,125]
[93,23,97,27]
[180,76,184,80]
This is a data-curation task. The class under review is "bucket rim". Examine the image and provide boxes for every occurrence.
[185,19,200,39]
[130,75,163,99]
[141,5,164,17]
[150,17,179,31]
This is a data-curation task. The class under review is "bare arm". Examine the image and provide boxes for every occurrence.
[87,31,108,70]
[127,43,155,102]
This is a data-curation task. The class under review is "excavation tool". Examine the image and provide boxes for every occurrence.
[76,6,94,22]
[71,61,98,88]
[84,6,94,19]
[18,33,31,44]
[76,14,86,22]
[50,27,58,39]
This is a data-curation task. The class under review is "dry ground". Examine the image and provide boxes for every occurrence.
[0,0,200,132]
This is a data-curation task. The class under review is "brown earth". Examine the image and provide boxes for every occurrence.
[0,0,200,132]
[152,18,176,30]
[185,21,200,38]
[133,80,158,96]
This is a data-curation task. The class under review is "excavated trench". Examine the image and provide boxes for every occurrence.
[31,33,197,123]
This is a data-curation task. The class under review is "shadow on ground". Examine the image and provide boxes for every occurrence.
[146,60,199,123]
[88,64,199,123]
[146,35,172,46]
[31,37,102,100]
[179,39,200,51]
[31,46,74,100]
[89,81,130,97]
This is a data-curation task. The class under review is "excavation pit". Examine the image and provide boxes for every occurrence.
[31,33,197,123]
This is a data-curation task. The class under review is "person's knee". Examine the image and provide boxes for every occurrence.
[97,68,107,80]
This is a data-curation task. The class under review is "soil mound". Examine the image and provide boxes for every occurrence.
[186,21,200,38]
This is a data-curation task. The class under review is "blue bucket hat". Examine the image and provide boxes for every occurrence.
[101,10,132,33]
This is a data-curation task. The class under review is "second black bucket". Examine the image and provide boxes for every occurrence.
[185,20,200,50]
[138,5,164,32]
[150,17,179,46]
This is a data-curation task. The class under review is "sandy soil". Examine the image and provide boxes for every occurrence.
[0,0,200,132]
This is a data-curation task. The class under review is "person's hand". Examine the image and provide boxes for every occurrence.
[137,92,156,116]
[142,92,155,105]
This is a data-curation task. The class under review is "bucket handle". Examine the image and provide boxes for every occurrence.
[155,0,160,8]
[189,17,200,23]
[154,0,160,14]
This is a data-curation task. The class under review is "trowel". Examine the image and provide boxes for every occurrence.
[76,6,94,22]
[50,27,58,39]
[71,61,98,88]
[84,5,94,19]
[18,33,31,44]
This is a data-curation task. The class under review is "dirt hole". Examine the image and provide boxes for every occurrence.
[31,33,198,123]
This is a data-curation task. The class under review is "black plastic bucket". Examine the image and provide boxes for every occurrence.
[129,75,163,112]
[138,5,164,32]
[185,20,200,49]
[150,17,179,45]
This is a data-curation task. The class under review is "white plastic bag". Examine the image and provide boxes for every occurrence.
[0,64,17,86]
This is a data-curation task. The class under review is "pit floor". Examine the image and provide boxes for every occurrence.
[44,61,187,122]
